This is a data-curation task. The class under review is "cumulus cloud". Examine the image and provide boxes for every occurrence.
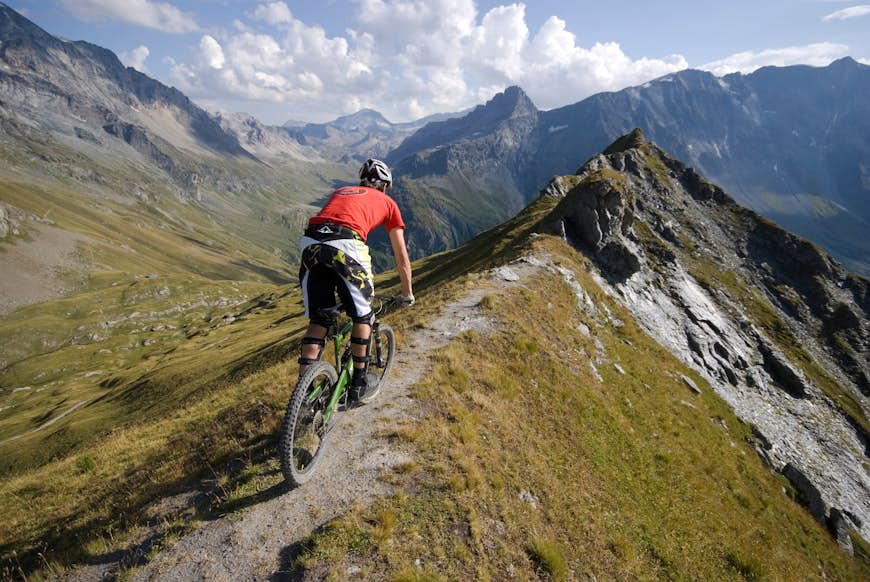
[822,5,870,21]
[120,45,150,73]
[251,1,294,26]
[700,43,850,76]
[169,7,371,115]
[170,0,689,122]
[199,36,225,69]
[59,0,198,33]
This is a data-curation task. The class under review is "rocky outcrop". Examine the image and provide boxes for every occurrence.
[0,203,13,239]
[0,201,56,241]
[538,129,870,551]
[387,86,537,167]
[370,87,540,263]
[547,160,641,280]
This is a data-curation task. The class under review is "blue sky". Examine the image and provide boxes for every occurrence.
[9,1,870,124]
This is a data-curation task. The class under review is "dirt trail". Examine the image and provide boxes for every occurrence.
[0,399,90,446]
[113,280,502,581]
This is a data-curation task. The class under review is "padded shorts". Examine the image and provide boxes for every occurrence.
[299,242,373,321]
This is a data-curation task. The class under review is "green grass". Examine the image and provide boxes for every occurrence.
[0,147,352,476]
[2,133,867,579]
[0,274,276,471]
[0,249,423,577]
[291,235,867,580]
[527,538,569,580]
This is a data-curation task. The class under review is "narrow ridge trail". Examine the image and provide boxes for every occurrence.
[123,277,506,581]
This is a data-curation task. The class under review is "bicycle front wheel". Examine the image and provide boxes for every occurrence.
[372,323,396,385]
[279,361,338,487]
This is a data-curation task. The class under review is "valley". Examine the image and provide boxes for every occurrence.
[0,3,868,579]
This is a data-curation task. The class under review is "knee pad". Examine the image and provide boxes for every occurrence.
[298,336,326,366]
[351,310,374,326]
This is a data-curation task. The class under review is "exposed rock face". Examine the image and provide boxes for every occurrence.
[540,128,870,550]
[363,86,542,266]
[0,203,10,239]
[212,112,317,162]
[549,163,641,280]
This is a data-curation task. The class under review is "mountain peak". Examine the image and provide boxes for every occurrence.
[828,56,867,72]
[603,127,647,155]
[336,108,389,123]
[485,85,537,118]
[0,1,62,48]
[830,56,858,67]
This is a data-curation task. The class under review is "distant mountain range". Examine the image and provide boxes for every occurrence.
[0,2,248,164]
[1,6,868,575]
[1,1,868,282]
[0,2,349,313]
[284,108,465,164]
[382,61,870,276]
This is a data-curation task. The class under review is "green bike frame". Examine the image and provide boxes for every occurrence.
[307,319,353,425]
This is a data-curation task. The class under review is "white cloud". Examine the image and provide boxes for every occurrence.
[468,4,529,79]
[199,36,225,69]
[251,1,294,26]
[171,0,689,122]
[59,0,198,33]
[169,6,370,115]
[120,45,150,73]
[700,43,850,76]
[822,5,870,21]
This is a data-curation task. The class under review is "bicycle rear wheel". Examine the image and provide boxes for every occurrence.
[372,323,396,385]
[279,361,338,486]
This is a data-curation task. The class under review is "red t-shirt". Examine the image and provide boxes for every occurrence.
[309,186,405,242]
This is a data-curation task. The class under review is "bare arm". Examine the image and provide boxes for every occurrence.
[388,227,413,298]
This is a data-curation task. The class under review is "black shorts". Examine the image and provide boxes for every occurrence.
[299,243,374,323]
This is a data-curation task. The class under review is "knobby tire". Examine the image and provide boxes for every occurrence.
[279,361,337,487]
[373,324,396,385]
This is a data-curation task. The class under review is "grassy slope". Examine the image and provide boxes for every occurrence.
[0,180,866,578]
[293,234,868,580]
[0,139,353,473]
[0,282,306,574]
[0,194,559,575]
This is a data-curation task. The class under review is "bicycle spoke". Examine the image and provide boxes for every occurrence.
[279,361,338,486]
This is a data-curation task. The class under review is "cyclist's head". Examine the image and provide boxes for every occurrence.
[359,158,392,190]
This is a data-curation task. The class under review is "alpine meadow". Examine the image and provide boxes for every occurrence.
[0,4,868,580]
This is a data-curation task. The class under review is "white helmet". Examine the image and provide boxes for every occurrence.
[359,158,392,187]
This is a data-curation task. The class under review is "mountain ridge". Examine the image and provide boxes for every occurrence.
[382,60,870,277]
[284,106,466,164]
[4,131,868,579]
[0,2,251,161]
[0,6,868,576]
[533,128,868,547]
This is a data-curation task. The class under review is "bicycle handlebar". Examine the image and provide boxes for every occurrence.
[315,294,412,321]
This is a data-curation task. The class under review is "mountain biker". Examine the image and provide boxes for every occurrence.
[297,158,414,404]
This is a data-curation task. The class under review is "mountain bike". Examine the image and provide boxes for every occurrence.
[278,295,402,487]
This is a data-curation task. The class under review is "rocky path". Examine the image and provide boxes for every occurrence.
[119,282,498,581]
